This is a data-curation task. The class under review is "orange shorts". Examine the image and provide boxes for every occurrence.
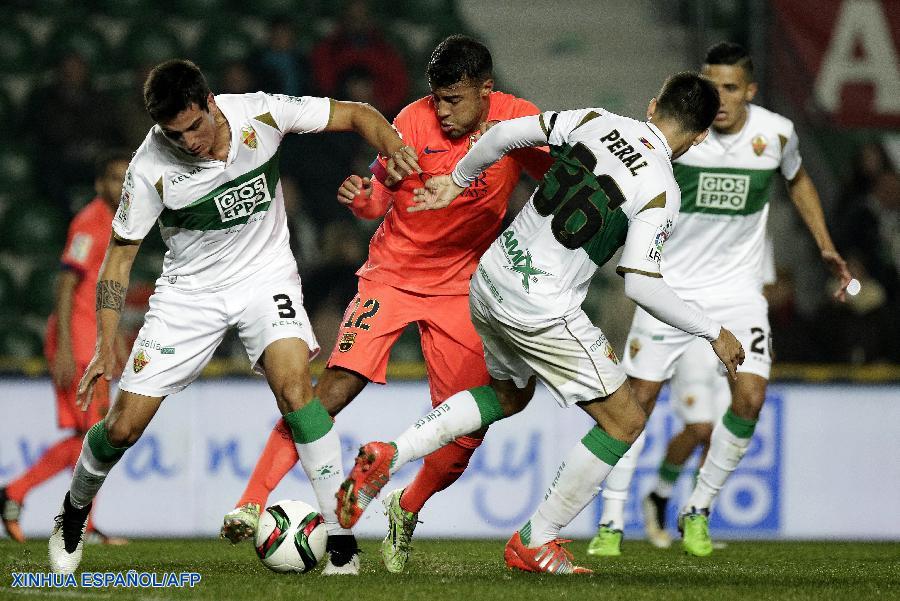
[49,359,110,431]
[326,278,489,405]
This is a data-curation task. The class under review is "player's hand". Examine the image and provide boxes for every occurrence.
[710,327,745,381]
[76,344,117,411]
[50,348,77,390]
[410,175,466,212]
[384,145,421,187]
[337,175,372,206]
[821,249,853,302]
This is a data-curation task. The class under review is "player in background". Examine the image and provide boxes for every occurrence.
[221,35,552,574]
[0,152,131,546]
[627,238,774,551]
[48,59,419,575]
[586,42,853,558]
[337,72,746,574]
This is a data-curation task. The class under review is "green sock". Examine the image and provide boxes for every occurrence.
[469,386,505,428]
[283,398,333,443]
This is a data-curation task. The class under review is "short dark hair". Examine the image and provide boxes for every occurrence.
[427,35,493,88]
[143,59,211,123]
[655,71,720,133]
[704,41,754,80]
[94,149,132,179]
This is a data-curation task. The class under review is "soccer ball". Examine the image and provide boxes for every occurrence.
[254,499,327,573]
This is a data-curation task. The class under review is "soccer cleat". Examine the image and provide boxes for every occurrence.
[642,492,672,549]
[586,522,622,557]
[381,488,420,573]
[678,506,713,557]
[0,487,25,543]
[321,534,361,575]
[48,492,91,574]
[504,531,592,575]
[336,442,396,529]
[85,528,128,546]
[220,502,260,544]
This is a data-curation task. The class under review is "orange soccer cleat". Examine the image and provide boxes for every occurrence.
[504,531,592,575]
[336,442,396,529]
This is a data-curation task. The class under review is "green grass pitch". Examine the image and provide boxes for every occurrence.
[2,539,898,600]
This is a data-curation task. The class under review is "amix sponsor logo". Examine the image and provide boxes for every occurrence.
[215,174,269,222]
[501,230,551,293]
[697,172,750,210]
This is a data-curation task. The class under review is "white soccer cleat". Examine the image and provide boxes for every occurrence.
[48,493,91,574]
[642,492,673,549]
[320,533,361,575]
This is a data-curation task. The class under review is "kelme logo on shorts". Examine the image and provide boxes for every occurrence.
[697,172,750,211]
[214,174,270,222]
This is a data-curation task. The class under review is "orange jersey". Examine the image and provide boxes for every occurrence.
[45,198,114,365]
[357,91,548,295]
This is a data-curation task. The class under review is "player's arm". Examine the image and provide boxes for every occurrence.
[324,100,421,183]
[617,209,745,378]
[50,269,80,389]
[410,115,549,212]
[76,235,142,409]
[786,166,852,300]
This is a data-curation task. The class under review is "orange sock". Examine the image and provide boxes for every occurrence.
[7,435,83,504]
[399,435,483,514]
[236,419,299,509]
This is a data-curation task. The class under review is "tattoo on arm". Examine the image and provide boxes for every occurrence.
[96,280,126,313]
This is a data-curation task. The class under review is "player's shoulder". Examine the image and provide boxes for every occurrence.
[396,96,432,122]
[393,96,434,141]
[748,103,794,136]
[488,91,540,119]
[71,198,111,230]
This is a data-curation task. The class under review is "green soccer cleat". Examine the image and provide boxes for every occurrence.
[220,503,260,544]
[381,488,419,573]
[586,522,622,557]
[678,507,712,557]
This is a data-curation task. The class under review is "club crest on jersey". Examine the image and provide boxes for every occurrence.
[501,230,552,293]
[241,125,258,149]
[133,350,150,373]
[338,332,356,353]
[214,173,270,222]
[752,134,767,156]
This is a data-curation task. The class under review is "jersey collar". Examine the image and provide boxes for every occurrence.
[644,121,673,159]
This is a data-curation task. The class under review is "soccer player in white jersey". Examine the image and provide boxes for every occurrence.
[586,42,853,558]
[334,72,746,574]
[47,59,420,575]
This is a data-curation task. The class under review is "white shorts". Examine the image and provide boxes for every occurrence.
[469,290,627,408]
[623,293,771,382]
[669,337,731,424]
[119,263,318,398]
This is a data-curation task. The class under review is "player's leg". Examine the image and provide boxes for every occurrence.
[680,299,771,556]
[588,307,686,556]
[507,379,644,575]
[337,295,537,529]
[49,389,163,574]
[222,279,400,543]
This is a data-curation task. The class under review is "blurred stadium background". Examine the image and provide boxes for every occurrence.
[0,0,898,542]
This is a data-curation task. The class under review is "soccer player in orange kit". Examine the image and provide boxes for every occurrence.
[0,151,130,545]
[221,35,552,574]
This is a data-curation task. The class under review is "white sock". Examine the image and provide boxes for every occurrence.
[653,478,676,499]
[526,439,620,546]
[69,427,124,509]
[686,420,751,510]
[391,390,484,474]
[295,427,350,536]
[598,431,646,530]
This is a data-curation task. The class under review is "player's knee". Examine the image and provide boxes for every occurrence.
[621,410,646,443]
[103,415,143,447]
[275,380,314,413]
[687,422,714,445]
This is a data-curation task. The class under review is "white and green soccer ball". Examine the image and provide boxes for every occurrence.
[254,499,327,573]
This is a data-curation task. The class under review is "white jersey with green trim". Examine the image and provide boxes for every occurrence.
[664,104,801,301]
[470,108,681,328]
[113,92,331,291]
